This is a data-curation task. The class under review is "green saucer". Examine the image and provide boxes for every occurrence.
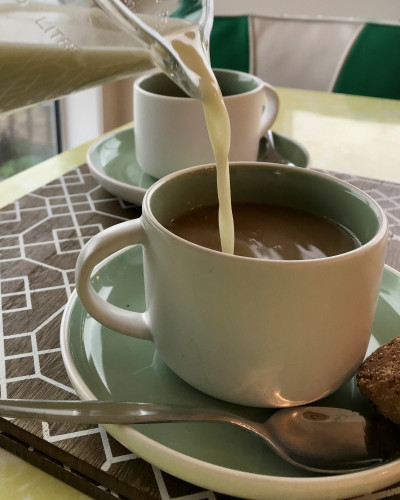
[61,246,400,499]
[87,126,310,204]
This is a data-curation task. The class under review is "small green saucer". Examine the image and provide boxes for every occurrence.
[87,127,310,204]
[61,246,400,499]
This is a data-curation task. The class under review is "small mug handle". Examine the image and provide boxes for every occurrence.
[260,82,280,137]
[75,220,152,341]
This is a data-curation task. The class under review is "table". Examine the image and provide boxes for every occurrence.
[2,87,400,208]
[0,87,399,500]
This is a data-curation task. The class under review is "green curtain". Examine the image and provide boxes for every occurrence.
[208,19,399,100]
[209,17,250,73]
[333,24,400,100]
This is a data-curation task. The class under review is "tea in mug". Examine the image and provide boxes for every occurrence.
[166,203,360,260]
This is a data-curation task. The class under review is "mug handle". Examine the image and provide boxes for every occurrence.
[75,219,152,341]
[259,82,280,137]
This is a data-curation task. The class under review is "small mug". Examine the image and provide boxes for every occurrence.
[133,69,280,178]
[75,163,388,407]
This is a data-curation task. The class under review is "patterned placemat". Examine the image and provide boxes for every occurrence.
[1,164,400,500]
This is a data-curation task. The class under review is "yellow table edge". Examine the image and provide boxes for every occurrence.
[0,123,132,210]
[1,88,400,211]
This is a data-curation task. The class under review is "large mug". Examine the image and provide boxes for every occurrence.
[75,163,388,407]
[133,69,280,178]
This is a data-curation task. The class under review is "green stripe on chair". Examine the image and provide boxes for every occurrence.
[210,17,250,73]
[333,24,400,100]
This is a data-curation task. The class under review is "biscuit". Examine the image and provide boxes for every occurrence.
[357,336,400,424]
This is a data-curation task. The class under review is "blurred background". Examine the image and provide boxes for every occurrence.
[1,0,398,180]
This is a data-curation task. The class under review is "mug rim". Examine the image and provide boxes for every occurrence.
[143,162,389,264]
[134,68,265,101]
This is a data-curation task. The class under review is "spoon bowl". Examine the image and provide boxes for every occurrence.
[1,399,399,474]
[258,130,296,166]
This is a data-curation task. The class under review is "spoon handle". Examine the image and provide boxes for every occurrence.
[0,399,234,424]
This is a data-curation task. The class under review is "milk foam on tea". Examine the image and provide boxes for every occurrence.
[166,203,361,260]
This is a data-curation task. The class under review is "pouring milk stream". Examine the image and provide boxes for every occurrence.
[168,27,234,253]
[0,0,234,252]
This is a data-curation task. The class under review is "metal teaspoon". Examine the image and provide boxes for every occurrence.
[1,399,399,474]
[258,130,295,166]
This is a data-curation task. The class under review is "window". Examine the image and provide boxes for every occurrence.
[0,102,60,180]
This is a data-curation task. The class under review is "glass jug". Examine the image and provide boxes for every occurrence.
[0,0,213,114]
